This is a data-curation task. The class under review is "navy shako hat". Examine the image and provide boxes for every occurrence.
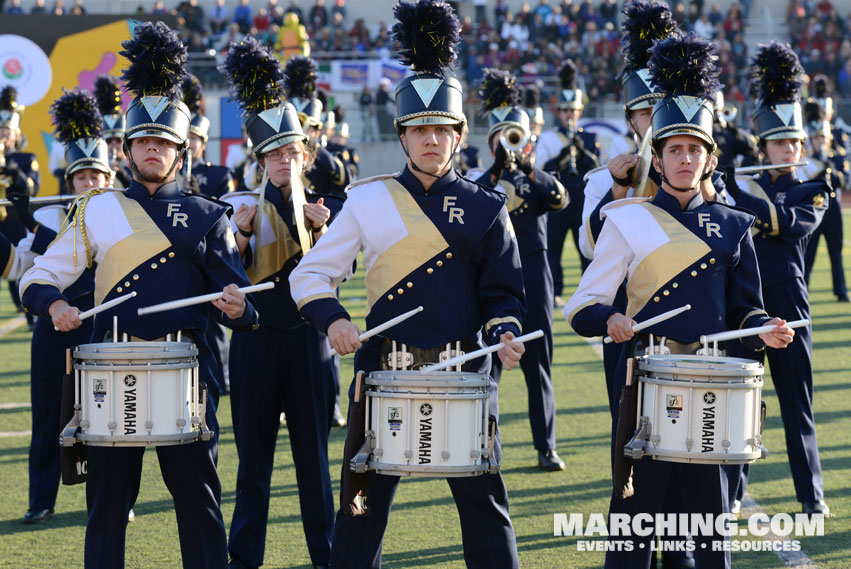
[523,83,544,125]
[51,89,111,178]
[648,31,720,150]
[619,0,678,112]
[222,36,307,157]
[810,74,834,119]
[391,0,466,128]
[119,22,191,147]
[804,100,830,138]
[93,75,125,140]
[478,68,530,144]
[284,56,324,129]
[750,42,806,141]
[557,60,583,110]
[182,75,210,142]
[0,86,22,132]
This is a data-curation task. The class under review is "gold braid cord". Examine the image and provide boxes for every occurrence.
[57,188,109,272]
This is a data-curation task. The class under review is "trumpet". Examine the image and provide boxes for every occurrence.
[500,125,528,153]
[719,103,738,126]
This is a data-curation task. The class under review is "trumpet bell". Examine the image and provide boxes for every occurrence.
[500,126,528,153]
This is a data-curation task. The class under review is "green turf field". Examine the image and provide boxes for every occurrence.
[0,214,849,569]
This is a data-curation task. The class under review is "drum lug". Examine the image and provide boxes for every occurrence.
[624,416,652,459]
[386,350,414,369]
[350,431,376,474]
[59,412,82,447]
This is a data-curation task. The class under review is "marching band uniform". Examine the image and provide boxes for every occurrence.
[93,76,132,188]
[326,107,360,180]
[290,3,524,566]
[565,32,776,569]
[474,68,569,471]
[726,44,830,516]
[539,61,600,291]
[20,23,259,568]
[222,41,338,569]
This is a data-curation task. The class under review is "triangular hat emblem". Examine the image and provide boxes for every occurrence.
[491,107,513,121]
[561,89,576,102]
[411,78,443,108]
[637,68,654,92]
[774,103,796,126]
[258,106,286,131]
[673,96,704,121]
[140,96,170,121]
[291,98,309,113]
[75,138,99,156]
[104,115,119,129]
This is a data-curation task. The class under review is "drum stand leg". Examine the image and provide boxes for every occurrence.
[624,416,652,459]
[350,431,376,474]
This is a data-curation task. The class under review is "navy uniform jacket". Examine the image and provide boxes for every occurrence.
[20,180,258,340]
[475,166,567,256]
[290,166,526,349]
[714,124,759,167]
[306,145,350,196]
[565,189,770,348]
[455,144,481,176]
[0,151,41,243]
[193,161,236,199]
[222,182,344,330]
[326,142,360,180]
[733,172,829,286]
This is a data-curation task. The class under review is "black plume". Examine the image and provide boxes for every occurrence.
[803,100,825,123]
[559,60,578,90]
[182,75,204,114]
[812,74,831,99]
[392,0,461,77]
[523,83,540,108]
[284,55,317,100]
[93,75,123,115]
[119,21,187,100]
[751,41,804,106]
[333,105,345,123]
[0,85,18,112]
[620,0,677,76]
[222,36,285,112]
[478,68,520,114]
[648,31,720,100]
[316,89,328,108]
[50,89,103,144]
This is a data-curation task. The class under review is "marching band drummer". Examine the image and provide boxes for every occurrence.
[563,32,795,569]
[474,68,569,472]
[726,42,831,518]
[19,23,258,569]
[0,89,108,525]
[290,1,526,567]
[221,38,340,569]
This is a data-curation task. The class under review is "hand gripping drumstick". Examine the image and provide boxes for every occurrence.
[136,282,275,316]
[603,304,692,344]
[700,319,809,345]
[329,306,424,356]
[421,329,545,373]
[54,291,137,331]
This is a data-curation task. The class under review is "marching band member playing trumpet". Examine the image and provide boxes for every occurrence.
[563,32,794,569]
[726,42,831,518]
[474,68,569,472]
[290,2,526,567]
[19,23,258,568]
[221,38,340,569]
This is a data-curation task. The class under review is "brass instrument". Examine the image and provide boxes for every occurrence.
[499,125,528,153]
[0,194,78,208]
[736,161,808,175]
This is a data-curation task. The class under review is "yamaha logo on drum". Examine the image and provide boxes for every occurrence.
[420,403,433,416]
[124,375,137,387]
[703,392,716,405]
[702,392,717,452]
[418,404,434,464]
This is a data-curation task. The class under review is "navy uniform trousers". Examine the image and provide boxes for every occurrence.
[804,193,847,299]
[491,250,556,451]
[547,194,589,295]
[330,342,519,569]
[84,335,228,569]
[729,279,824,504]
[29,315,92,511]
[228,322,336,567]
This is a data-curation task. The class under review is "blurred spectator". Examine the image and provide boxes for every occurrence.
[694,13,715,39]
[495,0,508,25]
[70,0,84,15]
[253,8,270,32]
[375,78,394,141]
[285,0,303,22]
[210,0,228,34]
[708,3,724,26]
[359,85,376,142]
[474,0,487,24]
[600,0,619,25]
[310,0,328,31]
[6,0,24,14]
[30,0,46,14]
[277,11,310,58]
[233,0,252,33]
[151,0,167,14]
[331,0,346,23]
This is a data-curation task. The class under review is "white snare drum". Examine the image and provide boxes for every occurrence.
[70,341,209,446]
[360,371,495,477]
[629,354,766,464]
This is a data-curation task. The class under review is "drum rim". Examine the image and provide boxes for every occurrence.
[74,341,199,360]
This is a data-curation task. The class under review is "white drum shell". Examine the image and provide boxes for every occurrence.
[365,370,490,477]
[74,342,201,446]
[637,355,764,464]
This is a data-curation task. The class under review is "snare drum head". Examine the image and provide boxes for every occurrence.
[74,341,198,362]
[638,354,762,380]
[366,370,490,388]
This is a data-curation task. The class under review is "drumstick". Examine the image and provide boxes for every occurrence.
[136,282,275,316]
[54,291,137,331]
[329,306,424,356]
[603,304,692,344]
[420,329,544,373]
[700,319,809,345]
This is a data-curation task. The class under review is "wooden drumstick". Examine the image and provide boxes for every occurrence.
[54,291,137,331]
[603,304,692,344]
[421,330,545,372]
[700,319,809,345]
[329,306,424,356]
[136,282,275,316]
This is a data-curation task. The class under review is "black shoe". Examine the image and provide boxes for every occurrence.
[661,555,695,569]
[228,556,257,569]
[538,449,565,471]
[837,295,850,303]
[22,508,54,524]
[802,500,831,517]
[314,565,330,569]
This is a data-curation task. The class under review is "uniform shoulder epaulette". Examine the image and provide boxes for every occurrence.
[458,171,506,201]
[706,200,758,221]
[344,172,399,193]
[583,163,609,182]
[600,196,648,218]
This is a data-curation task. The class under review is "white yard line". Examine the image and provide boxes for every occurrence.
[0,402,30,410]
[0,315,26,338]
[0,430,31,438]
[580,335,820,569]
